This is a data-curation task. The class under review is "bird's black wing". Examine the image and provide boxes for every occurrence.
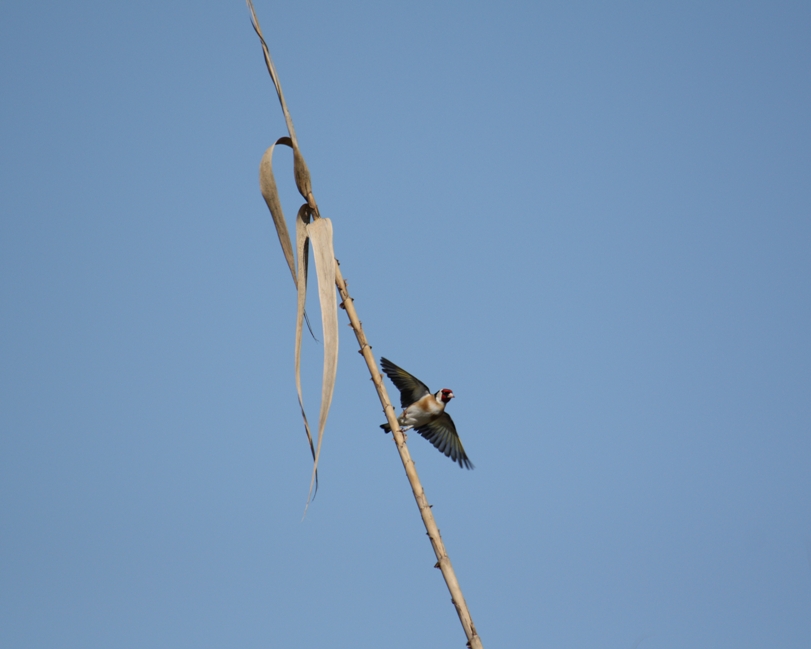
[415,413,474,470]
[380,357,431,408]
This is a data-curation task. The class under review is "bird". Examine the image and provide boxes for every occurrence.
[379,357,473,469]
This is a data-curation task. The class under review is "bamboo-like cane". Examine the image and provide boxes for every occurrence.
[335,261,484,649]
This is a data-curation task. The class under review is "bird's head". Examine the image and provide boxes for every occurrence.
[438,388,455,404]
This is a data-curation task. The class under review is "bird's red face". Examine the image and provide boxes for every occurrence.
[439,389,454,403]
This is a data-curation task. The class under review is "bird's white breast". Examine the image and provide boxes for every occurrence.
[400,394,444,428]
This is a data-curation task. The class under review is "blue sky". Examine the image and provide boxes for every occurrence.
[1,2,810,647]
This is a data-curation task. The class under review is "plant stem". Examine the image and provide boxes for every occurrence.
[335,261,484,649]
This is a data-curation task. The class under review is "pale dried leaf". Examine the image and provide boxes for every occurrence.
[294,206,316,487]
[293,148,314,208]
[259,137,296,286]
[246,0,299,148]
[304,217,338,508]
[247,1,314,211]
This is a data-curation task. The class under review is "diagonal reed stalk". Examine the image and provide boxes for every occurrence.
[335,265,483,649]
[246,2,483,646]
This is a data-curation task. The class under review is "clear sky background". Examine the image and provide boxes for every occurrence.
[1,2,809,648]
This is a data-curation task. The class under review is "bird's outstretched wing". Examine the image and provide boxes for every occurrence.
[380,357,431,408]
[416,413,474,470]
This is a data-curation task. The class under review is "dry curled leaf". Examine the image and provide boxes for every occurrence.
[303,216,338,508]
[259,138,296,286]
[294,205,316,486]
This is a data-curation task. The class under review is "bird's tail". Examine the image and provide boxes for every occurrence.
[380,423,391,433]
